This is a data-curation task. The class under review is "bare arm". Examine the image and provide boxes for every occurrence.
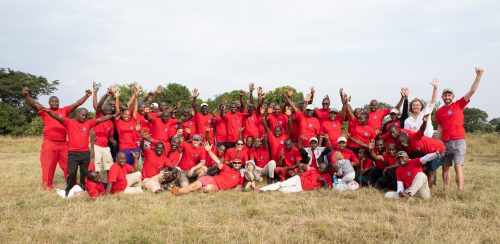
[69,89,92,112]
[248,83,255,105]
[394,90,405,110]
[22,87,44,112]
[239,90,246,112]
[191,88,199,113]
[44,110,65,124]
[464,67,484,101]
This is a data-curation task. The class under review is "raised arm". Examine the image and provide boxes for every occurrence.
[239,90,246,112]
[131,152,141,172]
[394,89,405,110]
[150,85,163,104]
[69,89,92,112]
[283,94,299,112]
[368,140,384,161]
[429,79,438,106]
[201,142,222,168]
[92,82,99,111]
[464,67,484,102]
[43,109,65,124]
[308,87,315,105]
[419,149,444,164]
[191,88,199,113]
[285,107,292,135]
[248,83,255,105]
[131,93,138,119]
[22,87,44,112]
[95,87,112,115]
[399,88,409,125]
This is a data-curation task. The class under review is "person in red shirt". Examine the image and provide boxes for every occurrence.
[263,108,292,161]
[285,94,320,147]
[171,142,241,195]
[214,104,228,147]
[115,88,141,165]
[345,110,376,154]
[191,89,215,144]
[366,90,405,130]
[330,137,359,167]
[249,137,276,182]
[221,101,246,148]
[275,139,307,180]
[259,162,332,193]
[398,115,446,189]
[45,106,115,196]
[139,137,180,193]
[177,134,207,187]
[144,110,191,146]
[205,144,226,168]
[106,151,143,194]
[85,132,105,199]
[355,148,373,186]
[385,150,444,200]
[314,95,333,125]
[436,67,483,190]
[22,87,92,190]
[266,104,289,135]
[92,87,118,173]
[369,140,398,190]
[320,110,344,149]
[225,139,249,167]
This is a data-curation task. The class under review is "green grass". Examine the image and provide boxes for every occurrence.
[0,134,499,243]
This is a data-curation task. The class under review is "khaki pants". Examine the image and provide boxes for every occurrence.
[256,160,276,178]
[124,172,143,194]
[142,171,180,192]
[94,145,113,172]
[260,175,303,193]
[385,172,430,199]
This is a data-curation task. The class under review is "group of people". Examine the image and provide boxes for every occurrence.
[22,67,484,200]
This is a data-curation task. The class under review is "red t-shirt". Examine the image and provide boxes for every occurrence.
[149,117,177,143]
[168,117,181,139]
[213,164,241,190]
[224,147,249,165]
[359,158,374,170]
[436,97,469,142]
[204,147,224,168]
[250,147,271,168]
[85,163,105,199]
[267,133,288,161]
[300,169,323,191]
[320,117,344,148]
[225,112,245,142]
[314,108,331,125]
[141,148,172,179]
[282,146,302,167]
[243,111,260,139]
[195,113,215,143]
[330,149,359,164]
[396,158,422,189]
[115,117,138,150]
[214,114,228,143]
[380,128,414,150]
[166,149,181,166]
[407,131,446,154]
[177,141,206,171]
[347,117,376,149]
[63,119,97,151]
[38,106,72,141]
[367,108,391,129]
[384,120,401,133]
[267,113,288,133]
[290,112,300,143]
[182,117,197,139]
[93,113,114,148]
[296,111,320,147]
[374,153,397,170]
[108,163,134,194]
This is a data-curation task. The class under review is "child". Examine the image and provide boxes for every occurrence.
[333,152,359,191]
[355,148,372,186]
[240,160,260,191]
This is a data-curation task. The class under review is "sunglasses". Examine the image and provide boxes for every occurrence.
[236,143,244,146]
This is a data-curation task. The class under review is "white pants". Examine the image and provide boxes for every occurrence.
[256,160,277,178]
[124,172,143,194]
[94,145,113,172]
[385,172,430,200]
[334,172,358,191]
[260,175,303,193]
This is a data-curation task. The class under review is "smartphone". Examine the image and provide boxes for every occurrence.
[94,83,103,89]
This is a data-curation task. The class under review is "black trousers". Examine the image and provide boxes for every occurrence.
[66,151,90,194]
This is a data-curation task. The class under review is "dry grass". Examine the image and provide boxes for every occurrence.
[0,134,499,243]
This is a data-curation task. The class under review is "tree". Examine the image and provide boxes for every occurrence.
[264,86,304,105]
[362,102,393,111]
[0,68,59,135]
[463,107,488,133]
[155,83,191,108]
[116,83,147,105]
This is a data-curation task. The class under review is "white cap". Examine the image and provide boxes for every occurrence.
[337,137,347,143]
[200,103,209,108]
[309,137,318,142]
[306,104,315,110]
[390,109,399,114]
[150,103,159,108]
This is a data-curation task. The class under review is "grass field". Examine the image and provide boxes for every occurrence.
[0,134,499,243]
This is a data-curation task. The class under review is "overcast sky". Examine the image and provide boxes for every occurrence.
[1,0,499,118]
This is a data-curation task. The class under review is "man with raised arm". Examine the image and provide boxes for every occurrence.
[436,67,484,190]
[22,86,92,190]
[191,88,215,144]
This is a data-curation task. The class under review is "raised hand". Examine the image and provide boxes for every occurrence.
[368,139,375,150]
[155,85,164,94]
[310,87,315,95]
[239,90,245,97]
[287,89,293,98]
[249,83,255,92]
[437,148,445,157]
[135,122,142,132]
[192,88,199,98]
[431,79,438,89]
[131,152,140,159]
[201,141,212,151]
[185,127,191,134]
[205,126,211,132]
[92,82,99,93]
[22,87,30,97]
[257,86,264,95]
[279,149,285,159]
[285,106,292,116]
[475,66,484,76]
[85,89,92,97]
[267,107,273,114]
[304,93,312,103]
[423,114,430,122]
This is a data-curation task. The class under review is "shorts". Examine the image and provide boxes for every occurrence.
[94,145,113,171]
[423,156,444,171]
[198,176,219,190]
[443,139,466,167]
[179,170,198,186]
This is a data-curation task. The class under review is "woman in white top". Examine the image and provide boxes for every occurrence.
[404,79,438,137]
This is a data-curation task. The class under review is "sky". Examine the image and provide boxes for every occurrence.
[1,0,499,118]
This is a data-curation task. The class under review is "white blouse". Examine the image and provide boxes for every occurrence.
[404,102,435,137]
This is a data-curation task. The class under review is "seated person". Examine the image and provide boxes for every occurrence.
[240,160,260,191]
[106,151,143,195]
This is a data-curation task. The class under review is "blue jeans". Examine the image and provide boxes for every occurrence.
[119,148,141,166]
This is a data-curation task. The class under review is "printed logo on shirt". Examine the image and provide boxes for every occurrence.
[194,153,199,158]
[280,140,284,144]
[407,172,412,177]
[164,128,168,132]
[291,156,295,160]
[232,175,237,180]
[373,115,378,119]
[237,120,240,124]
[364,132,369,136]
[81,127,86,132]
[448,110,453,115]
[333,124,336,128]
[107,127,111,131]
[260,155,264,159]
[308,124,312,128]
[279,121,283,124]
[130,126,133,130]
[416,146,422,151]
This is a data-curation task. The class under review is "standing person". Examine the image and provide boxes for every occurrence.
[92,85,118,173]
[320,110,344,149]
[405,79,439,137]
[221,96,246,148]
[214,103,228,147]
[366,89,405,130]
[384,150,444,200]
[313,95,333,125]
[284,94,320,147]
[44,106,116,196]
[22,87,92,190]
[115,87,140,165]
[191,89,215,144]
[435,67,484,190]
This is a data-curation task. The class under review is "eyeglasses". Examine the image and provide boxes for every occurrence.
[236,143,244,146]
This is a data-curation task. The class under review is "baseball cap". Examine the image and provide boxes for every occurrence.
[200,103,209,108]
[337,137,347,143]
[309,137,318,142]
[150,103,159,108]
[192,134,202,141]
[306,104,315,110]
[442,88,454,95]
[390,109,399,114]
[396,151,408,158]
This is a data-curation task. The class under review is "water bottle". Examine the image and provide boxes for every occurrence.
[333,175,339,185]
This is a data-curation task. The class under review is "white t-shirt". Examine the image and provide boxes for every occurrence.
[404,102,435,137]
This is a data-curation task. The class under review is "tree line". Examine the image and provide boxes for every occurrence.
[1,68,498,136]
